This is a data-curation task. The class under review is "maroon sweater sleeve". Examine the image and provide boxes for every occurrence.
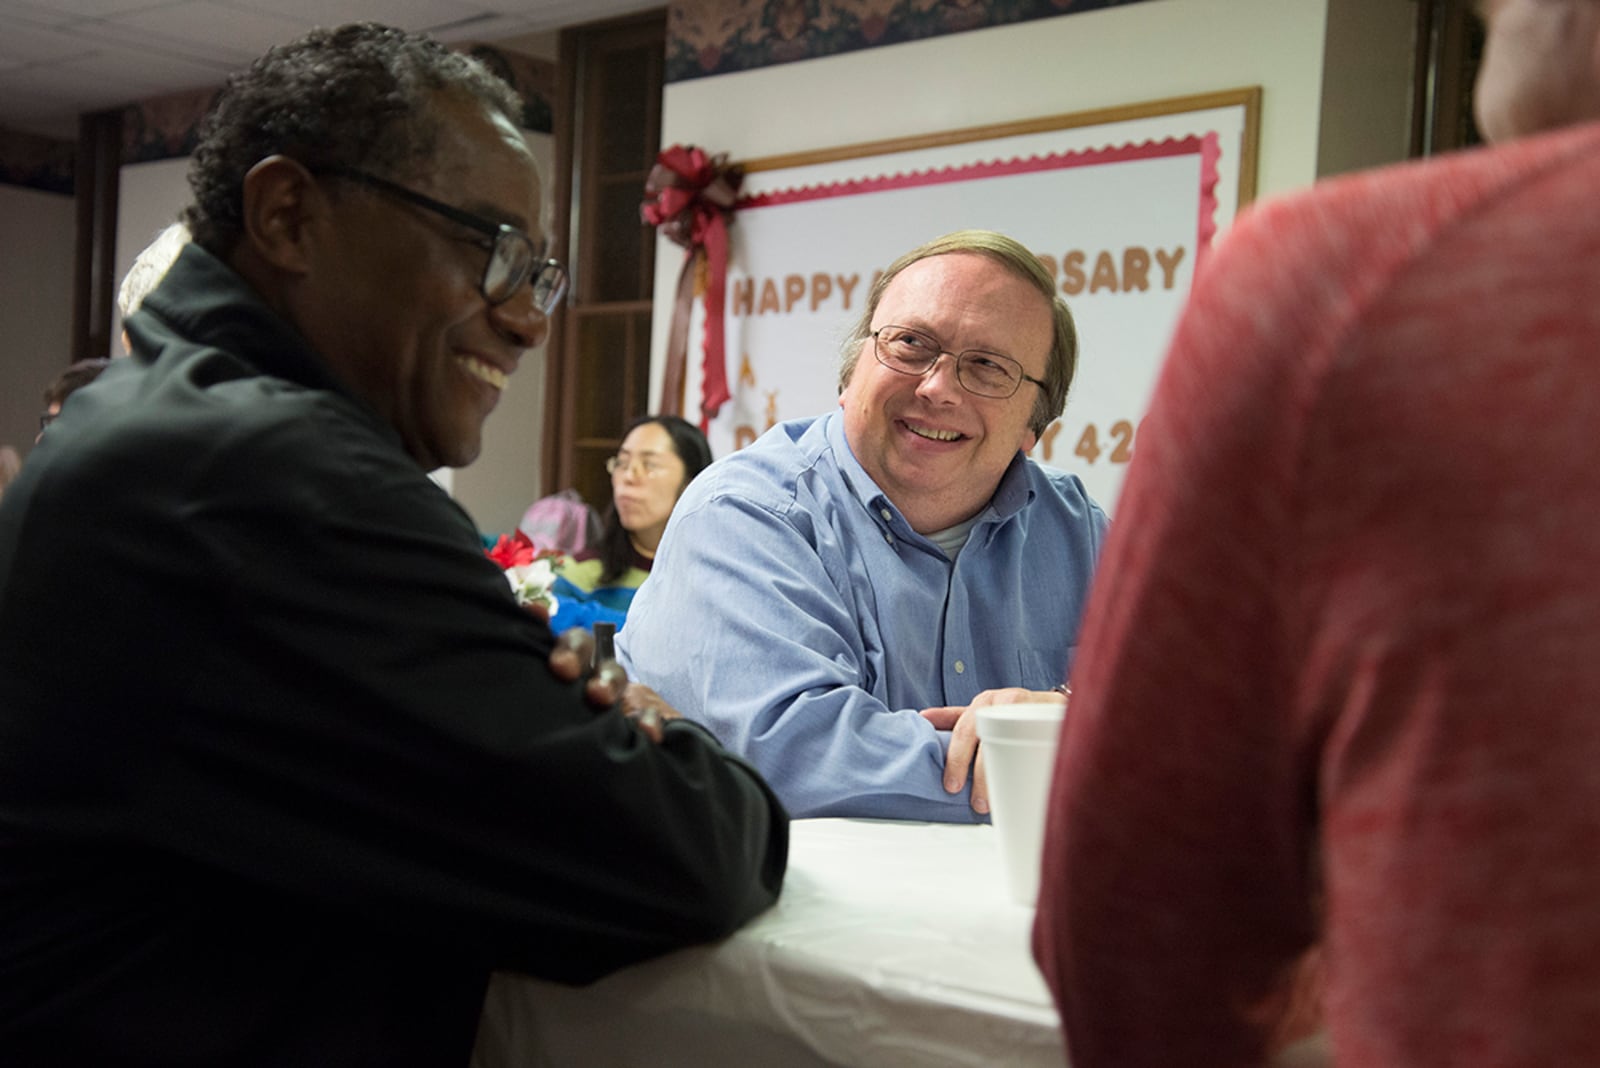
[1034,122,1600,1066]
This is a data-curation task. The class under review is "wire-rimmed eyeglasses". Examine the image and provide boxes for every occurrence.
[871,325,1047,399]
[320,166,569,314]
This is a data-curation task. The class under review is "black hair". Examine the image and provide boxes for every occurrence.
[597,414,712,584]
[183,22,523,255]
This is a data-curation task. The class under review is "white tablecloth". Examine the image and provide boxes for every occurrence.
[472,818,1068,1067]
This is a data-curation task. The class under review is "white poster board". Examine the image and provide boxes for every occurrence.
[680,89,1259,513]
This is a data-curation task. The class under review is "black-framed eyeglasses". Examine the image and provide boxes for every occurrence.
[871,325,1048,399]
[320,166,569,313]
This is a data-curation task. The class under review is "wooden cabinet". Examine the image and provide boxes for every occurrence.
[543,10,665,513]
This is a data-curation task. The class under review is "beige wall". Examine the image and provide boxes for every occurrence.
[0,184,75,458]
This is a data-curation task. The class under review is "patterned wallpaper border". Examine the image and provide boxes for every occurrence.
[0,129,75,196]
[666,0,1160,82]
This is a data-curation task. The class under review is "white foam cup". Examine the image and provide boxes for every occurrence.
[976,701,1067,906]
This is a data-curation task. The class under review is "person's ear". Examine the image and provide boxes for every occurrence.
[838,354,858,407]
[238,155,324,276]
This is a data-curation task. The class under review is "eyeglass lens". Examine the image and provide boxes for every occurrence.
[484,231,569,314]
[606,454,665,478]
[874,326,1025,398]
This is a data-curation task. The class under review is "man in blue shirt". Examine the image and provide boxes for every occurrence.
[620,229,1107,822]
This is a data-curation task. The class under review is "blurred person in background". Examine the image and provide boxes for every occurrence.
[27,226,187,452]
[548,413,712,633]
[36,358,111,441]
[116,220,191,354]
[0,446,19,504]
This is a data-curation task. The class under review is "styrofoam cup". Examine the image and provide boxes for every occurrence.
[977,701,1067,906]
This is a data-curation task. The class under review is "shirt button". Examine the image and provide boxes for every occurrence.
[884,532,893,545]
[880,508,892,521]
[954,660,966,674]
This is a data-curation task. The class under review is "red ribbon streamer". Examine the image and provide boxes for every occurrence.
[641,145,742,430]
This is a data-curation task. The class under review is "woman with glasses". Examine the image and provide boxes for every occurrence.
[549,413,713,633]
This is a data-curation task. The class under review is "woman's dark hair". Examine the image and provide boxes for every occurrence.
[597,414,712,584]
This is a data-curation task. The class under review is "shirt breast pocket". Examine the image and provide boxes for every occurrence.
[1016,645,1075,691]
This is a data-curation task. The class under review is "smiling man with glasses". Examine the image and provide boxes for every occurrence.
[621,229,1108,823]
[0,23,786,1065]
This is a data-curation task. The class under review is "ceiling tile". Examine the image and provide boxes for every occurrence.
[112,2,310,62]
[0,18,98,64]
[0,0,667,142]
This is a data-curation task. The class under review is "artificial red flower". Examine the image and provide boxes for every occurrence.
[486,530,538,570]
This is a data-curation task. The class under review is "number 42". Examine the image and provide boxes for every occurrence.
[1074,420,1136,464]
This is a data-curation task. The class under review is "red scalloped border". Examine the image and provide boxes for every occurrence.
[1196,131,1221,270]
[739,133,1224,264]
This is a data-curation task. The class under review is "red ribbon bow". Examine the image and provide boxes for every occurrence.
[641,145,743,430]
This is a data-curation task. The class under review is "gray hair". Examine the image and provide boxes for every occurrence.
[117,221,190,321]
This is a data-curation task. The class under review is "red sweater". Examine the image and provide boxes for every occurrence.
[1034,121,1600,1066]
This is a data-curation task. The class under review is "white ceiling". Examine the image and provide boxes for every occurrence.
[0,0,665,140]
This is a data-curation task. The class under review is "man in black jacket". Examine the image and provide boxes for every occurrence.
[0,23,787,1065]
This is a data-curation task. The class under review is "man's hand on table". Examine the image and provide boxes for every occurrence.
[545,626,681,744]
[921,686,1069,814]
[619,682,680,744]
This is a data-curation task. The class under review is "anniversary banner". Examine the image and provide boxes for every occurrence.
[674,89,1258,513]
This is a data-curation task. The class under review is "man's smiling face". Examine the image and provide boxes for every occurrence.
[297,91,548,471]
[840,251,1053,534]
